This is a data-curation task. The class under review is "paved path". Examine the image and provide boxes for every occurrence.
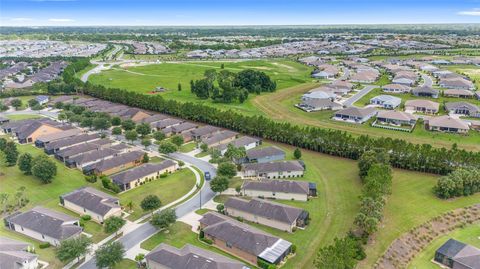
[343,85,376,107]
[81,64,110,82]
[420,73,433,87]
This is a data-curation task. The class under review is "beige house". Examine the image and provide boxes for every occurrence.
[60,187,122,224]
[404,100,440,114]
[242,179,316,201]
[425,116,470,134]
[241,161,305,179]
[0,237,39,269]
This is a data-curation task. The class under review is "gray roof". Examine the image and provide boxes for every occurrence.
[242,161,304,173]
[69,147,118,166]
[84,150,144,173]
[412,86,439,95]
[45,133,101,151]
[246,146,285,160]
[7,207,82,241]
[437,239,480,269]
[154,118,183,129]
[140,114,168,124]
[61,187,120,216]
[242,180,310,195]
[201,130,238,146]
[15,119,70,140]
[55,139,112,159]
[36,128,82,143]
[200,212,290,260]
[445,102,480,113]
[0,236,38,268]
[214,136,260,152]
[225,197,305,225]
[111,160,176,185]
[190,125,221,138]
[171,122,197,133]
[335,107,377,118]
[146,243,248,269]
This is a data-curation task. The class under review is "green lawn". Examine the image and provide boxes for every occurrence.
[227,177,244,189]
[113,259,137,269]
[119,168,196,220]
[408,224,480,269]
[5,114,43,120]
[194,151,209,158]
[88,59,314,116]
[178,142,197,153]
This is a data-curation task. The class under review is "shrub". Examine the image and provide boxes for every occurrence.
[85,175,97,183]
[291,244,297,253]
[81,215,92,221]
[39,242,51,249]
[160,172,168,178]
[236,216,244,222]
[257,259,275,269]
[200,237,213,245]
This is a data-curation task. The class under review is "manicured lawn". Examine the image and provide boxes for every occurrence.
[178,142,197,153]
[194,151,209,158]
[408,224,480,269]
[227,177,243,189]
[88,59,314,116]
[5,114,43,120]
[119,168,196,220]
[114,259,137,269]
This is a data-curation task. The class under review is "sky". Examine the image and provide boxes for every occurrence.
[1,0,480,26]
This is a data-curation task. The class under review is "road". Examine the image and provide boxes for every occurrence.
[77,152,216,269]
[420,73,433,87]
[343,85,376,107]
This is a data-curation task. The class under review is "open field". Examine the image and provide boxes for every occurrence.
[408,224,480,269]
[5,114,43,120]
[88,59,314,115]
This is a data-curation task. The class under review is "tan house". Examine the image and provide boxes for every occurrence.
[242,179,316,201]
[224,198,309,232]
[82,150,144,175]
[404,100,440,114]
[60,187,122,224]
[112,160,178,192]
[201,130,238,148]
[425,116,470,134]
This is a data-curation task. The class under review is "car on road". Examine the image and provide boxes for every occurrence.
[205,171,211,181]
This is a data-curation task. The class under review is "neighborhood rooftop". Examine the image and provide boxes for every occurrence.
[61,187,120,216]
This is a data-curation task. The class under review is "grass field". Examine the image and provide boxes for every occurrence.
[178,142,197,153]
[408,224,480,269]
[5,114,43,120]
[89,59,314,116]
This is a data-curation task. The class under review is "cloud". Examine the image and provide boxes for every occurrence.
[458,8,480,16]
[48,18,75,22]
[11,18,33,21]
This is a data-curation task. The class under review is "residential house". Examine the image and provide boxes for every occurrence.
[140,114,168,125]
[382,84,412,94]
[375,110,417,127]
[44,133,101,154]
[445,102,480,118]
[152,118,183,131]
[214,136,261,155]
[190,125,221,140]
[241,160,305,179]
[5,207,83,246]
[425,116,470,134]
[111,160,178,192]
[34,95,49,105]
[0,116,10,125]
[350,70,379,83]
[118,108,151,122]
[34,128,82,148]
[145,243,249,269]
[11,119,71,144]
[242,179,316,201]
[412,86,440,98]
[82,150,144,175]
[199,212,292,265]
[333,107,378,124]
[245,146,285,163]
[297,98,343,112]
[60,187,122,224]
[443,89,475,99]
[370,95,401,109]
[66,144,128,169]
[201,130,238,148]
[171,122,198,135]
[404,100,440,114]
[301,88,336,101]
[224,198,309,232]
[434,239,480,269]
[54,139,112,162]
[439,78,475,90]
[0,237,39,269]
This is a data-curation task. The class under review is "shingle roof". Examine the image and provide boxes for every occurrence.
[225,198,305,225]
[242,161,304,173]
[246,146,285,160]
[69,147,118,166]
[201,130,237,146]
[146,243,248,269]
[445,102,480,113]
[437,239,480,269]
[111,160,176,185]
[55,139,112,159]
[6,207,82,241]
[171,122,197,133]
[154,118,183,129]
[36,128,82,143]
[335,107,377,118]
[405,100,440,110]
[427,116,470,130]
[190,125,221,138]
[84,150,144,173]
[214,136,260,152]
[242,180,310,195]
[376,110,417,122]
[412,86,439,95]
[45,133,101,151]
[61,187,120,216]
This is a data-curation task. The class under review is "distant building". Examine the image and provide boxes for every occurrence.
[382,84,412,94]
[111,161,178,192]
[445,102,480,118]
[245,146,285,163]
[443,89,475,99]
[34,95,49,105]
[425,116,470,134]
[412,86,439,98]
[376,110,417,127]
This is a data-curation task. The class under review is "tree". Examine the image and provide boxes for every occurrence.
[93,117,111,132]
[0,138,6,151]
[4,142,18,166]
[358,149,389,180]
[141,138,152,149]
[136,123,151,137]
[294,148,302,159]
[224,144,246,162]
[103,216,126,234]
[111,116,121,126]
[142,153,150,163]
[125,130,138,143]
[158,141,177,154]
[121,119,136,131]
[135,254,145,268]
[18,153,33,174]
[11,99,22,110]
[126,201,134,212]
[111,126,122,136]
[216,204,225,213]
[0,193,9,214]
[28,99,39,108]
[200,143,208,152]
[150,209,176,229]
[170,135,184,146]
[31,156,57,183]
[221,63,225,69]
[210,176,229,193]
[178,160,185,167]
[140,195,161,214]
[153,131,165,141]
[95,241,124,269]
[314,236,361,269]
[56,235,92,263]
[177,83,182,91]
[217,162,237,178]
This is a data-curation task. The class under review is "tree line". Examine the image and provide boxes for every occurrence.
[435,168,480,199]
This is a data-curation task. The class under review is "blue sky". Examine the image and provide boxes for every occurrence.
[1,0,480,26]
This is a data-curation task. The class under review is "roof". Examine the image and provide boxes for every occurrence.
[0,236,38,268]
[302,90,335,100]
[427,116,470,130]
[370,95,401,105]
[45,133,101,151]
[335,107,377,118]
[437,239,480,269]
[140,114,168,124]
[225,197,305,225]
[242,161,304,174]
[301,99,343,110]
[111,160,176,185]
[61,187,120,216]
[201,130,238,146]
[382,84,412,91]
[376,110,416,122]
[199,212,291,261]
[154,118,183,129]
[146,243,248,269]
[190,125,221,137]
[55,139,112,158]
[405,100,440,110]
[443,89,475,96]
[36,128,82,143]
[445,102,480,113]
[412,86,439,95]
[242,179,310,195]
[84,150,144,173]
[171,122,198,133]
[214,136,260,152]
[246,146,285,160]
[6,206,82,241]
[69,147,118,166]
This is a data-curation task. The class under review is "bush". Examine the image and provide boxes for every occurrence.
[236,216,244,222]
[200,237,213,245]
[160,172,168,178]
[81,215,92,221]
[257,259,275,269]
[291,244,297,254]
[39,242,51,249]
[101,177,110,188]
[85,175,97,183]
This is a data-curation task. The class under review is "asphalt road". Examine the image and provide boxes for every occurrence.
[421,73,433,87]
[343,85,376,107]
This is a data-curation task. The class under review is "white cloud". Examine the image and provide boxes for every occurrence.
[11,18,33,21]
[48,18,75,22]
[458,8,480,16]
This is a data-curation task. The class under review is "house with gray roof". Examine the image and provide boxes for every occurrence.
[426,116,470,134]
[439,78,475,90]
[140,114,168,125]
[66,145,125,169]
[190,125,221,140]
[111,160,178,192]
[245,146,285,164]
[34,128,82,148]
[443,89,475,99]
[375,110,417,127]
[445,102,480,118]
[0,237,39,269]
[5,207,83,246]
[296,98,343,112]
[145,243,249,269]
[333,107,378,124]
[242,179,316,201]
[382,84,412,94]
[153,118,183,131]
[405,100,440,114]
[44,133,101,154]
[435,239,480,269]
[171,122,198,134]
[34,95,49,105]
[214,136,261,155]
[241,160,304,179]
[82,150,144,175]
[224,198,309,232]
[201,130,238,147]
[199,212,292,265]
[412,86,439,98]
[0,116,10,125]
[60,187,122,224]
[54,139,112,162]
[370,95,401,109]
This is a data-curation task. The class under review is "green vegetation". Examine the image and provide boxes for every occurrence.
[408,224,480,269]
[5,114,42,120]
[178,142,196,153]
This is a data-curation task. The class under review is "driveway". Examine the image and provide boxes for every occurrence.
[343,85,377,107]
[420,73,433,87]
